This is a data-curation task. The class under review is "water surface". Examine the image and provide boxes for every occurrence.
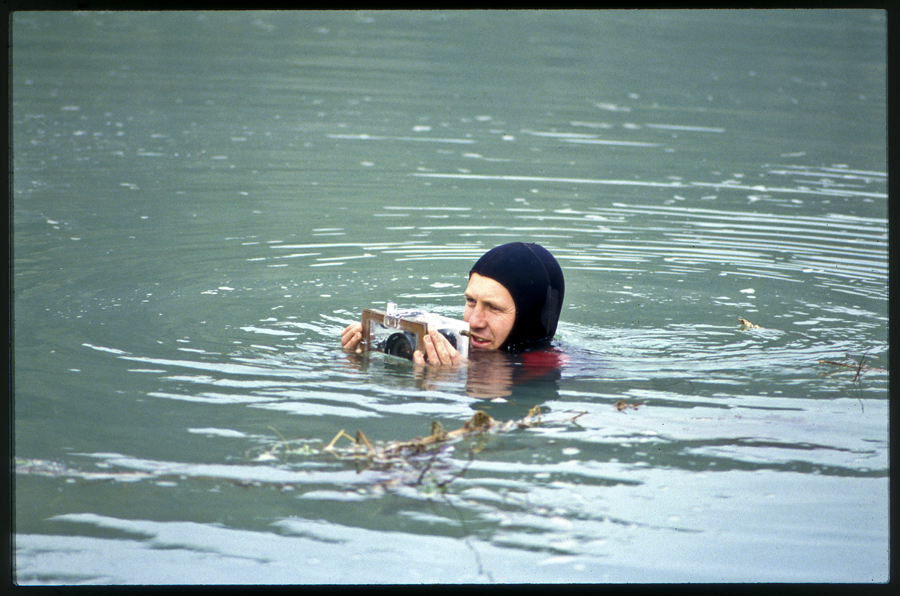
[13,10,888,583]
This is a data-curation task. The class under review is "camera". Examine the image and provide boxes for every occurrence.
[361,303,469,360]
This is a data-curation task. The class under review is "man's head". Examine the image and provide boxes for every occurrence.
[466,242,564,351]
[464,272,517,350]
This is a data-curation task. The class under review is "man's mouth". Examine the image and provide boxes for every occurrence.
[469,335,492,349]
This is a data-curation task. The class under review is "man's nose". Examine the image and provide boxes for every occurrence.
[467,304,486,327]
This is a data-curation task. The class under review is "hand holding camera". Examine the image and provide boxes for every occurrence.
[341,322,365,353]
[412,329,464,366]
[342,304,468,366]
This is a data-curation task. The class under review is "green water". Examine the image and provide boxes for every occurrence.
[13,10,887,583]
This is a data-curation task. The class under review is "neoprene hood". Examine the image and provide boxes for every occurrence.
[469,242,565,351]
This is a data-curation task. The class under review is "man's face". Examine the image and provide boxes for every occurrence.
[463,273,516,350]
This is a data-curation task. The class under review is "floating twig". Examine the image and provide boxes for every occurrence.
[738,317,762,330]
[818,351,886,381]
[615,399,644,412]
[324,429,357,451]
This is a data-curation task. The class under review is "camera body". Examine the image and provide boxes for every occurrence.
[361,303,469,360]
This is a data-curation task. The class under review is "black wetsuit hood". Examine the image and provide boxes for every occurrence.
[469,242,565,351]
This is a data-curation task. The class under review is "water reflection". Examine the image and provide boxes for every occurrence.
[352,347,569,404]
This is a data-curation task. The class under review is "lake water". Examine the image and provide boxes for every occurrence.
[12,10,888,584]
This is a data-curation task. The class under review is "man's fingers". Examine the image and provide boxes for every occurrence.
[423,333,439,363]
[435,330,462,365]
[341,323,363,351]
[423,331,460,366]
[413,349,426,365]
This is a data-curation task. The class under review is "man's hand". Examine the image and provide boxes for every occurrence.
[341,322,364,353]
[413,329,464,366]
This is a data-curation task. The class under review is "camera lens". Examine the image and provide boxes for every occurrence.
[383,332,415,360]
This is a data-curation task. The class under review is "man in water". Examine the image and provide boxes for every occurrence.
[341,242,565,366]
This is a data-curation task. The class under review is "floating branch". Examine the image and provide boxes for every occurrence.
[316,407,553,491]
[324,407,543,465]
[818,351,887,381]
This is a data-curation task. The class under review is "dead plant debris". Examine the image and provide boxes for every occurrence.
[324,407,544,463]
[818,351,887,381]
[738,317,763,330]
[615,399,644,412]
